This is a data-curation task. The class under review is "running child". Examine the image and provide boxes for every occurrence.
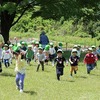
[2,44,12,67]
[26,45,34,65]
[14,49,26,93]
[49,42,56,66]
[36,47,45,72]
[69,49,79,77]
[55,49,67,81]
[84,48,97,74]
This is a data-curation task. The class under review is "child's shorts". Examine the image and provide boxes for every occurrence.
[70,66,78,72]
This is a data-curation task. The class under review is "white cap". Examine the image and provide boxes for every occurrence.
[88,48,92,51]
[57,49,63,53]
[91,45,96,48]
[72,49,77,53]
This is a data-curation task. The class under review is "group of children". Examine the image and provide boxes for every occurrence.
[0,40,99,93]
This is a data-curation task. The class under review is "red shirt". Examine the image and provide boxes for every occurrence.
[84,53,97,64]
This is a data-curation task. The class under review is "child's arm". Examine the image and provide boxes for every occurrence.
[69,58,73,64]
[66,60,68,66]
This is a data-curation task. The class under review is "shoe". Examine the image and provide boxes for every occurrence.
[20,89,23,93]
[74,70,77,74]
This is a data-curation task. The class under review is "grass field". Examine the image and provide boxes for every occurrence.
[0,51,100,100]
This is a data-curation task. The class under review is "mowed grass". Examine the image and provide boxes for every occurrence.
[0,54,100,100]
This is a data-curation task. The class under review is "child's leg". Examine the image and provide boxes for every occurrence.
[0,61,2,72]
[70,67,74,76]
[16,73,20,88]
[74,66,78,74]
[19,74,25,91]
[4,59,7,67]
[37,61,40,71]
[56,68,60,80]
[40,61,44,71]
[86,64,91,74]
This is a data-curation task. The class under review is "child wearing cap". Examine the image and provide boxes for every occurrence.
[2,44,12,67]
[9,44,13,64]
[25,45,34,65]
[84,48,97,74]
[55,49,67,80]
[44,45,50,65]
[69,49,79,77]
[20,41,27,59]
[36,47,45,71]
[33,41,39,62]
[49,43,56,66]
[14,50,26,93]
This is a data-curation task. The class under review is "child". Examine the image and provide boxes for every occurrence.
[69,49,79,77]
[44,45,50,65]
[36,47,45,72]
[20,42,27,59]
[14,49,26,93]
[84,48,97,74]
[2,44,12,67]
[55,49,67,81]
[26,45,34,65]
[9,44,13,64]
[33,41,39,62]
[49,43,56,66]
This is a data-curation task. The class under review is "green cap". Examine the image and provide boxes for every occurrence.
[58,42,63,46]
[45,45,50,51]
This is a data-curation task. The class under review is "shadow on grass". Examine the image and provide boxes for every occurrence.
[24,90,37,95]
[0,72,15,77]
[75,76,87,79]
[90,73,100,77]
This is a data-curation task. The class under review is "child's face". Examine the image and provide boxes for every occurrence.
[87,50,92,53]
[57,52,62,57]
[36,44,39,47]
[38,49,43,54]
[72,52,77,56]
[5,47,8,50]
[28,47,32,50]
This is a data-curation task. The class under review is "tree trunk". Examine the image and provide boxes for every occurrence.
[1,11,15,43]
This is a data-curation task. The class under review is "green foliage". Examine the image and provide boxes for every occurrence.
[1,2,17,15]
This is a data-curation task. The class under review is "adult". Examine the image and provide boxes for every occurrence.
[0,34,4,72]
[39,28,49,49]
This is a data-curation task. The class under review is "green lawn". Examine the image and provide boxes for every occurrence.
[0,54,100,100]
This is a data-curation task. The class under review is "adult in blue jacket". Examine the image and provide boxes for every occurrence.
[39,31,49,49]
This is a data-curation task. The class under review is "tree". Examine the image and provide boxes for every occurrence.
[0,0,69,43]
[0,0,38,43]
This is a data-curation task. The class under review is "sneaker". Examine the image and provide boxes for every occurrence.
[74,70,77,74]
[20,89,23,93]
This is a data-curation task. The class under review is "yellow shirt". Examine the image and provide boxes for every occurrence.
[15,55,26,74]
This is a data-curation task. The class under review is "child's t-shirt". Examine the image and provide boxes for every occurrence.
[55,56,66,68]
[15,55,26,74]
[36,53,45,61]
[69,55,79,66]
[26,49,34,59]
[84,53,97,64]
